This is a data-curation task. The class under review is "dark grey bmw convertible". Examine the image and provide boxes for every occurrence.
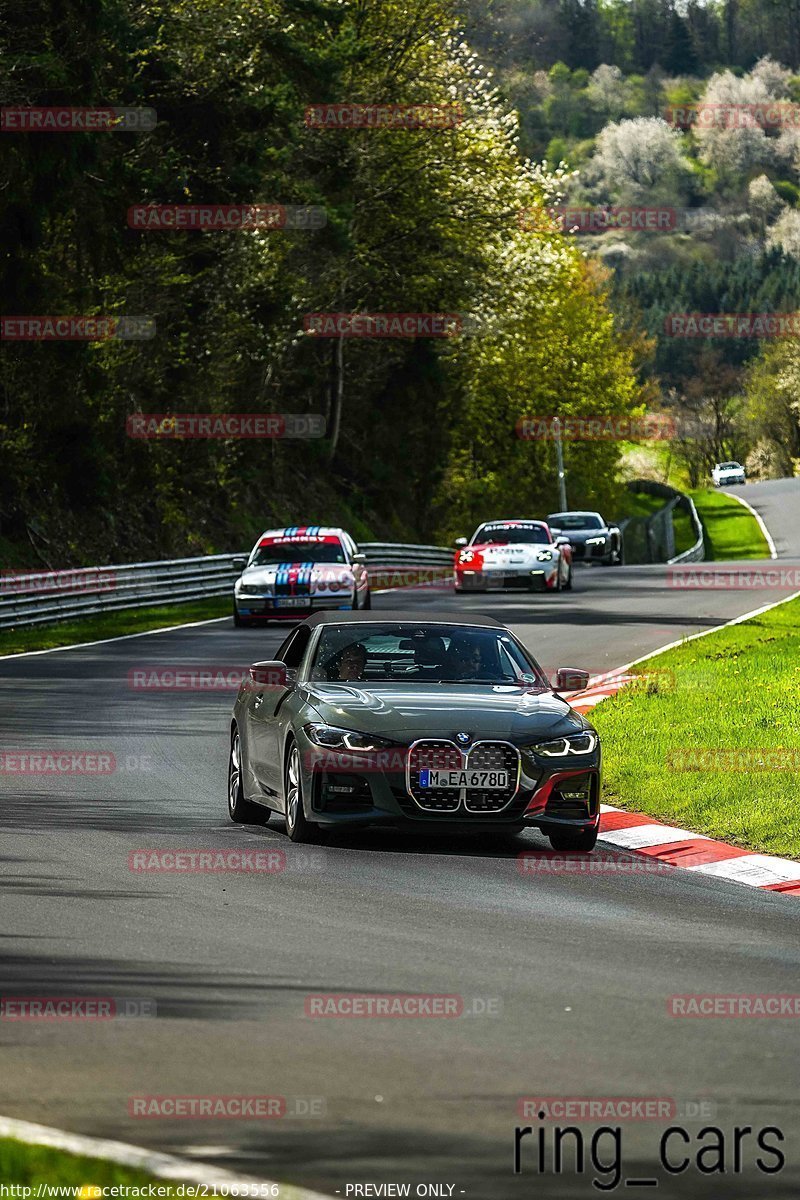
[228,612,601,850]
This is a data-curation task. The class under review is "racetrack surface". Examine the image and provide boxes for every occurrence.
[1,478,799,1199]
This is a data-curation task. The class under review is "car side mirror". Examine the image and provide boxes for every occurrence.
[233,556,248,570]
[248,661,288,690]
[554,536,571,547]
[454,537,468,547]
[552,667,590,692]
[351,552,366,564]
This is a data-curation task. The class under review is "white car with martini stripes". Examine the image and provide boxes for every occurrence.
[233,526,371,626]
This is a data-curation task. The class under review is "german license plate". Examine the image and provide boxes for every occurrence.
[274,597,309,608]
[419,769,508,790]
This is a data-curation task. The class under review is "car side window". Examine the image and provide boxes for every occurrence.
[276,628,312,668]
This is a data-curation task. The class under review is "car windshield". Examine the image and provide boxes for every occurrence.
[548,513,603,530]
[718,463,741,471]
[309,623,547,686]
[250,541,346,566]
[472,523,550,546]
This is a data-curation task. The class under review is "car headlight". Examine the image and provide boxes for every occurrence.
[529,732,598,757]
[585,536,607,546]
[304,724,393,752]
[536,551,553,562]
[237,583,270,595]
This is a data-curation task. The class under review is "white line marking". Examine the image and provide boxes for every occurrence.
[609,589,800,678]
[721,491,778,559]
[0,1115,334,1199]
[601,825,711,850]
[686,855,800,886]
[0,617,229,663]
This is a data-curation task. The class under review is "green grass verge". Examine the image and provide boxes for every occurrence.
[689,488,770,561]
[0,1138,184,1192]
[592,595,800,858]
[0,596,229,658]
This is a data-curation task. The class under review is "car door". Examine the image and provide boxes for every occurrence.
[245,626,310,797]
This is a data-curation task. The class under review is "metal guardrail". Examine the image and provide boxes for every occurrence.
[620,480,705,566]
[0,544,454,631]
[668,494,705,565]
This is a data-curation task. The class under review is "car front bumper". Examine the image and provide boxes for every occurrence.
[568,541,611,562]
[455,566,559,591]
[298,733,601,834]
[235,595,355,619]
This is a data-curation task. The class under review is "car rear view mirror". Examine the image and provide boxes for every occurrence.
[553,667,590,692]
[248,661,288,690]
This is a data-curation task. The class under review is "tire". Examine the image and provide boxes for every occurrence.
[284,742,322,843]
[563,563,573,591]
[362,587,372,609]
[548,824,599,852]
[228,729,269,824]
[614,543,624,566]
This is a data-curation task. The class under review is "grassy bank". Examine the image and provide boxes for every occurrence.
[593,596,800,858]
[0,597,229,658]
[0,1138,182,1193]
[690,488,771,560]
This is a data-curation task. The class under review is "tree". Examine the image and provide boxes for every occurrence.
[590,116,691,203]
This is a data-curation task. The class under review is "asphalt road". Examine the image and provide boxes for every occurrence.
[1,479,799,1200]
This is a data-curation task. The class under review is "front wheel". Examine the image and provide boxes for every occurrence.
[284,743,322,843]
[228,730,269,824]
[563,563,573,591]
[548,824,598,852]
[362,587,372,609]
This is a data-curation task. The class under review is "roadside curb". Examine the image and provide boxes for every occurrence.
[567,673,800,899]
[0,1116,333,1200]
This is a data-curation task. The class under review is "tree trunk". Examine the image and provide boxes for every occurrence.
[328,334,344,462]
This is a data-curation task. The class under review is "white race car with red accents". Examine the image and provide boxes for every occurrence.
[453,519,573,593]
[233,526,370,626]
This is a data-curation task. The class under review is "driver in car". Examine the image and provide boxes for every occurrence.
[335,641,367,682]
[445,639,486,680]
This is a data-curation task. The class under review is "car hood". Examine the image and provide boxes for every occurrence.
[467,542,555,563]
[300,682,587,741]
[239,563,352,587]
